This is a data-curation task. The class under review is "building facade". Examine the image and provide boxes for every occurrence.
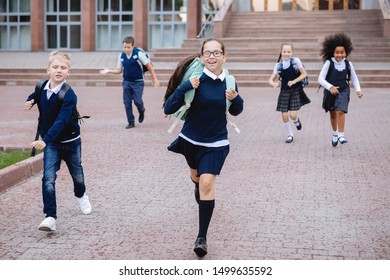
[0,0,381,52]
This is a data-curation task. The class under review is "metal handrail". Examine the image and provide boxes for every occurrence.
[386,0,390,15]
[197,0,233,38]
[197,11,215,38]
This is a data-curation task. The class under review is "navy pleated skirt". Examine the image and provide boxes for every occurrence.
[168,136,229,176]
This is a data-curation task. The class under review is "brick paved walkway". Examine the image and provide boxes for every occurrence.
[0,85,389,260]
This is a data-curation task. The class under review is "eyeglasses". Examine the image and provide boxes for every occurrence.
[202,50,223,58]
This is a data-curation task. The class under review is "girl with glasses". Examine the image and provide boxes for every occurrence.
[163,38,244,258]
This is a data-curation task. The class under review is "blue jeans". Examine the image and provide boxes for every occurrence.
[42,138,86,219]
[123,80,145,123]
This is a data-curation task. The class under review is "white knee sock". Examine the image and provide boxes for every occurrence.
[333,130,338,142]
[285,122,293,136]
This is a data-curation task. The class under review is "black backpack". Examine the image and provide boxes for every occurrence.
[33,80,89,122]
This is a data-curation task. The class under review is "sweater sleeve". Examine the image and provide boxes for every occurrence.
[228,91,244,116]
[26,91,36,102]
[163,80,194,114]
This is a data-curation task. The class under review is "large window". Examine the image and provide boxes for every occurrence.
[45,0,81,50]
[96,0,134,50]
[148,0,186,49]
[0,0,30,50]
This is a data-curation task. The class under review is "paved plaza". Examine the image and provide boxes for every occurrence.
[0,81,389,260]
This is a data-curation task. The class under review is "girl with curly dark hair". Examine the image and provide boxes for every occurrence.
[318,33,363,147]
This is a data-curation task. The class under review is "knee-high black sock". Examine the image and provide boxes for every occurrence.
[198,200,215,240]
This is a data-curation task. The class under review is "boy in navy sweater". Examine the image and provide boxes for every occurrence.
[164,38,244,257]
[25,51,91,232]
[100,36,160,129]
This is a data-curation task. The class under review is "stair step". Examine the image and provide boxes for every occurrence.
[0,10,387,88]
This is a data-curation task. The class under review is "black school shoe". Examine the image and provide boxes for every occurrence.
[285,135,293,143]
[138,110,145,123]
[332,134,338,147]
[126,122,135,129]
[295,119,302,130]
[338,136,348,144]
[194,237,208,257]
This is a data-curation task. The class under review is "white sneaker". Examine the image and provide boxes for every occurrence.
[77,194,92,215]
[38,217,56,231]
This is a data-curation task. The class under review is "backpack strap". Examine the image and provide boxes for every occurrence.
[31,79,48,156]
[133,47,150,72]
[168,60,239,134]
[345,59,351,84]
[34,79,48,111]
[224,69,240,134]
[58,82,90,123]
[168,57,204,133]
[291,57,297,71]
[57,82,70,103]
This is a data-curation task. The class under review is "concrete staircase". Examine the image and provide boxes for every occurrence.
[0,9,389,88]
[150,9,390,88]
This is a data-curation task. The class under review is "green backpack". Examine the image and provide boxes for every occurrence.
[168,57,239,133]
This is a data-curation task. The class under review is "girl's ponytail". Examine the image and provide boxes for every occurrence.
[163,54,200,107]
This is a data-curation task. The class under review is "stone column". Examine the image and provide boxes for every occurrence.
[82,0,95,51]
[187,0,202,38]
[134,0,148,50]
[30,0,44,51]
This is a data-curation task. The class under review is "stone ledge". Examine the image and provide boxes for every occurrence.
[0,153,43,193]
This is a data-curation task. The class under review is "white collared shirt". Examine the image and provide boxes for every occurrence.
[203,67,226,81]
[44,80,66,100]
[317,58,361,92]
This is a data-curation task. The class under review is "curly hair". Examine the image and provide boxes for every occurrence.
[320,33,354,62]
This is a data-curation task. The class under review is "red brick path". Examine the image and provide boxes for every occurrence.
[0,85,389,260]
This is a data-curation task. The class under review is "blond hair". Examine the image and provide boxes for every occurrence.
[48,50,71,67]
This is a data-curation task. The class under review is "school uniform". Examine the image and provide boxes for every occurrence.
[26,80,87,219]
[164,68,244,176]
[273,57,310,112]
[318,57,361,113]
[117,48,149,124]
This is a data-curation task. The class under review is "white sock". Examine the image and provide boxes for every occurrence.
[285,122,293,136]
[333,130,338,142]
[293,118,300,126]
[338,132,345,139]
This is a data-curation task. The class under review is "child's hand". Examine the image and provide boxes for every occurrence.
[356,91,363,98]
[31,140,46,150]
[287,80,295,87]
[25,100,34,110]
[329,86,339,95]
[270,81,280,88]
[152,78,160,88]
[189,77,200,89]
[226,89,238,100]
[99,68,110,74]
